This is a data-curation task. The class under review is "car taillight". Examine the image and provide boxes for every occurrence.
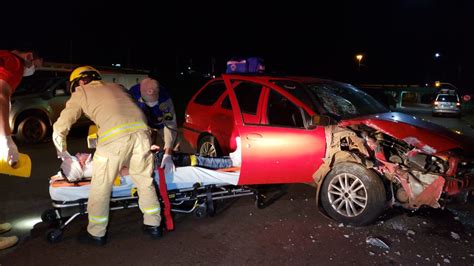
[434,101,439,105]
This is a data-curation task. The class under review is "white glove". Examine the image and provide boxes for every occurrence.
[60,153,84,182]
[161,154,175,173]
[52,132,67,153]
[0,135,19,166]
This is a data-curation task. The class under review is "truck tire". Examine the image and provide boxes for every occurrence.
[320,162,386,226]
[16,116,49,144]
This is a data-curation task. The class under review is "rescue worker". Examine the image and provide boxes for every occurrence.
[52,66,162,246]
[129,77,178,173]
[0,49,42,250]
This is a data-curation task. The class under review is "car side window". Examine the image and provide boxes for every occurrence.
[53,79,69,96]
[231,81,262,115]
[194,81,226,106]
[221,95,231,110]
[267,90,306,128]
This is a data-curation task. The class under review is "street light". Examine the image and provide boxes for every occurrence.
[355,54,363,70]
[435,81,458,89]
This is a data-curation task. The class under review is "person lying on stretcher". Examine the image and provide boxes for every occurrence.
[56,137,242,183]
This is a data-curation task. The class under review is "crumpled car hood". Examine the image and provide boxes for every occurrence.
[339,112,474,155]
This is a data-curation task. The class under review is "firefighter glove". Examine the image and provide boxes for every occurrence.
[52,132,67,153]
[161,153,175,174]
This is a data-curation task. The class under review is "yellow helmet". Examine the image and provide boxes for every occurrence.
[69,66,102,92]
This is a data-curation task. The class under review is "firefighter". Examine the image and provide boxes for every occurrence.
[129,77,178,173]
[0,49,42,250]
[52,66,162,246]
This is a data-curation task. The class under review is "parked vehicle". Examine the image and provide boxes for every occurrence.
[9,63,148,143]
[183,74,474,225]
[432,91,461,117]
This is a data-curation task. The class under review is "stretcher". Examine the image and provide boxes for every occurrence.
[43,164,260,243]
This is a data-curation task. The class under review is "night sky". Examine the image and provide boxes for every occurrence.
[3,0,474,91]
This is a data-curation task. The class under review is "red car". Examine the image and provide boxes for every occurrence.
[183,74,474,225]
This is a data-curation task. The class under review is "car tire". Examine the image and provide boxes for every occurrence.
[16,116,49,144]
[198,135,222,157]
[320,162,386,226]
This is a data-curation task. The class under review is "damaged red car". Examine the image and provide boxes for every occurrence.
[183,75,474,225]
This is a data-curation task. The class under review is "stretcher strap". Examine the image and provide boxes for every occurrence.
[158,168,174,231]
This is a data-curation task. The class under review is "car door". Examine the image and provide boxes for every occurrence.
[218,81,266,153]
[223,75,326,185]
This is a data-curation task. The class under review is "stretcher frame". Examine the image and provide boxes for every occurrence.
[43,179,260,243]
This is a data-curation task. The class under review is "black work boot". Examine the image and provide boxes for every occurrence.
[143,225,163,239]
[78,231,107,246]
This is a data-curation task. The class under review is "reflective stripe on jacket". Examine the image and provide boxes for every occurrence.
[53,81,149,144]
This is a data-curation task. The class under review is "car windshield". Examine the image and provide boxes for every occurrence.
[271,80,389,120]
[436,94,458,102]
[13,70,68,97]
[303,82,389,119]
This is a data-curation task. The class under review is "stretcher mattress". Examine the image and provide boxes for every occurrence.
[49,166,240,202]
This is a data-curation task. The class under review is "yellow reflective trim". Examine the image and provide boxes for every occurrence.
[190,155,197,166]
[101,122,142,136]
[89,215,108,224]
[142,206,160,215]
[99,122,147,142]
[94,154,107,162]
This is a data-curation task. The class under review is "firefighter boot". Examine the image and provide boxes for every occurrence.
[143,225,163,239]
[78,231,107,246]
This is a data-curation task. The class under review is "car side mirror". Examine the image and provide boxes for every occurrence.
[310,114,335,127]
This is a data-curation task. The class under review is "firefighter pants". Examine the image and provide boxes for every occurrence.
[87,131,161,237]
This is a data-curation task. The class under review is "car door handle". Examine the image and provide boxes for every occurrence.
[246,133,263,141]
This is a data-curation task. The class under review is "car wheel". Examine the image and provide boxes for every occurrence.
[198,135,222,157]
[16,116,49,144]
[320,162,386,226]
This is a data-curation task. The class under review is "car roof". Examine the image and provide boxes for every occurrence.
[216,74,350,87]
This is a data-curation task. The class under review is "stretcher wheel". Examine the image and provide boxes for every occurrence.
[194,206,207,219]
[41,209,59,222]
[46,229,63,243]
[255,198,266,209]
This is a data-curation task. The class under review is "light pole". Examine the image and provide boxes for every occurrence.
[356,54,363,71]
[434,81,458,91]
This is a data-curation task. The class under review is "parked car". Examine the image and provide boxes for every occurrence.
[432,92,461,117]
[183,74,474,225]
[9,69,75,143]
[9,64,148,143]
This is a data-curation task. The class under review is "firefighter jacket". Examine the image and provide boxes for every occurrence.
[54,81,149,145]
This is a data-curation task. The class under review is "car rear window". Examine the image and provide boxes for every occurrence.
[436,94,458,102]
[193,81,226,106]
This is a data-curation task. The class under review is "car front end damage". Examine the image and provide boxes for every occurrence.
[314,115,474,212]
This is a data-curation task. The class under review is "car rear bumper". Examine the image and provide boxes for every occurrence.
[432,108,461,114]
